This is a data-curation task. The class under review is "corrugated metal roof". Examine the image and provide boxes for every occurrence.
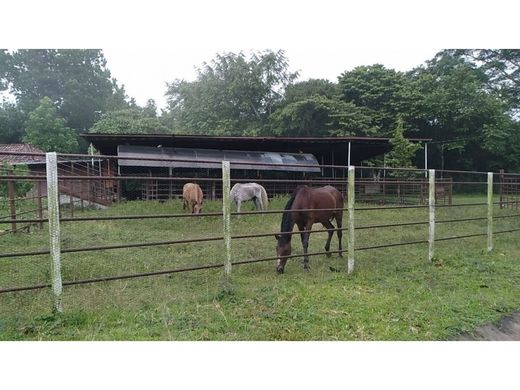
[117,145,321,172]
[0,144,46,165]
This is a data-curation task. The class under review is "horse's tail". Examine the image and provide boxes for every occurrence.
[260,185,268,211]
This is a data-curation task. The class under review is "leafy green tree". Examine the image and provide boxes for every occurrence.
[0,49,9,91]
[407,53,515,171]
[441,49,520,111]
[105,80,136,111]
[89,107,169,134]
[1,50,129,134]
[143,99,158,117]
[338,64,414,135]
[164,50,298,135]
[283,79,338,104]
[270,96,376,137]
[23,97,79,152]
[385,118,421,176]
[0,100,27,143]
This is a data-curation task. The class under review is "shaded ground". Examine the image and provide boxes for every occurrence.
[455,313,520,341]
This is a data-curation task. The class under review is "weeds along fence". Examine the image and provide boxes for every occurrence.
[1,150,520,313]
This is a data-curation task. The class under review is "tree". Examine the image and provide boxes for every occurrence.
[89,107,169,134]
[23,97,79,152]
[407,53,515,171]
[270,96,376,137]
[0,100,26,143]
[385,118,421,176]
[337,64,414,135]
[143,99,158,117]
[0,49,9,91]
[440,49,520,112]
[283,79,338,104]
[1,50,130,134]
[164,50,298,135]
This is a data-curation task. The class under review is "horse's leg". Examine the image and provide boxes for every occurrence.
[253,197,261,210]
[321,219,335,257]
[236,200,241,216]
[301,222,312,271]
[336,213,343,257]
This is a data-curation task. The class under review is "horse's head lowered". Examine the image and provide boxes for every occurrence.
[275,234,291,274]
[193,200,203,214]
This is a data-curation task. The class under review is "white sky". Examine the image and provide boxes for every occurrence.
[4,0,519,111]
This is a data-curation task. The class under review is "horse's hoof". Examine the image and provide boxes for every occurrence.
[276,267,284,275]
[303,266,310,272]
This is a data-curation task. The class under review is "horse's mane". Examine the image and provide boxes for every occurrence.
[279,186,304,238]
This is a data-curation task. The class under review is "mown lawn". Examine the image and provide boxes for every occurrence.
[0,193,519,340]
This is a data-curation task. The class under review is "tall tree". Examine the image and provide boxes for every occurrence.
[1,50,129,134]
[283,79,338,104]
[385,118,421,171]
[89,107,169,134]
[270,96,376,137]
[165,50,298,135]
[407,53,515,171]
[441,49,520,112]
[337,64,414,135]
[0,100,26,143]
[23,97,79,152]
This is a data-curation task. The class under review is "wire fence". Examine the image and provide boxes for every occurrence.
[1,150,520,313]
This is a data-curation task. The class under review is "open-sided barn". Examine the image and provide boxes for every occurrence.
[81,133,432,201]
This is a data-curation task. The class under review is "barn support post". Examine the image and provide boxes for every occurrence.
[424,143,428,178]
[347,165,355,274]
[487,172,494,252]
[428,169,435,262]
[46,152,63,314]
[222,161,232,287]
[7,169,16,232]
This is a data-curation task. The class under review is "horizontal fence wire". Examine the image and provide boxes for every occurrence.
[2,150,520,298]
[2,223,520,294]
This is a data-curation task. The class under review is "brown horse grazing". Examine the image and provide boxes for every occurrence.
[182,183,204,214]
[275,185,344,274]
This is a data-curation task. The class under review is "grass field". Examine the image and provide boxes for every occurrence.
[1,193,520,340]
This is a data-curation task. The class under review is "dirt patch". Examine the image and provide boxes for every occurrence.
[454,313,520,341]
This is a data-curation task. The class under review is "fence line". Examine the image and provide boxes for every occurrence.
[1,152,520,315]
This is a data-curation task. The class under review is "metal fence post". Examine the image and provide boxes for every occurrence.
[46,152,63,314]
[347,165,355,274]
[7,169,16,232]
[37,180,44,229]
[222,161,232,284]
[428,169,435,262]
[487,172,493,252]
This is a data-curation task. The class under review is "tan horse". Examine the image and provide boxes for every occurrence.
[182,183,204,214]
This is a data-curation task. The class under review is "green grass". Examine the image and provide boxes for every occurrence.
[0,193,519,340]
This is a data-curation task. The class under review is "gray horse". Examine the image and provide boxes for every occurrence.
[230,183,269,213]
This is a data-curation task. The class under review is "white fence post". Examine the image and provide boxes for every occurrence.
[222,161,232,284]
[46,152,63,314]
[428,169,435,262]
[487,172,493,252]
[347,165,355,274]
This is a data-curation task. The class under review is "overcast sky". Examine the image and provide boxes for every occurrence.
[102,47,441,110]
[4,0,519,112]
